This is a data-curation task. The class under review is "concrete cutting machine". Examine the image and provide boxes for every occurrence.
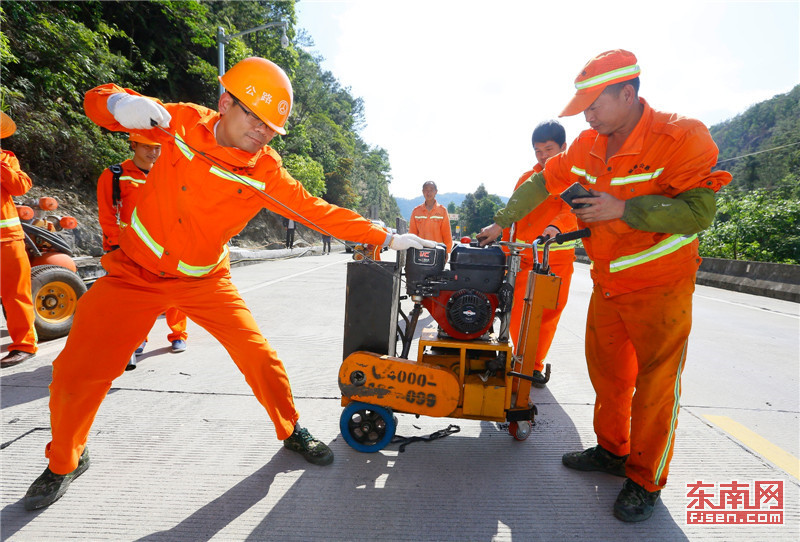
[338,228,589,452]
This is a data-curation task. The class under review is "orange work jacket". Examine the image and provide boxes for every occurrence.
[501,163,577,269]
[542,98,731,297]
[1,150,32,243]
[408,202,453,253]
[84,84,389,279]
[97,159,147,251]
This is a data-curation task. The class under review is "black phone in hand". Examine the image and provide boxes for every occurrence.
[560,182,597,209]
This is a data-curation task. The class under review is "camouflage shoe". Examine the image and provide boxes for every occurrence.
[562,445,627,477]
[283,426,334,466]
[613,478,661,522]
[24,448,90,511]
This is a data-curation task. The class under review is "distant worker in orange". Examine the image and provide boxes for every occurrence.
[96,133,189,368]
[1,111,37,368]
[501,120,576,387]
[23,57,435,511]
[409,181,453,253]
[478,50,731,522]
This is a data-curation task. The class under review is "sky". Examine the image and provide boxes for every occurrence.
[294,0,800,199]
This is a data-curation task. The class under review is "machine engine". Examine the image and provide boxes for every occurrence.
[405,243,510,340]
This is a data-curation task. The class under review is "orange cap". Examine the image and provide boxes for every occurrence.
[560,50,640,117]
[0,111,17,138]
[129,133,161,146]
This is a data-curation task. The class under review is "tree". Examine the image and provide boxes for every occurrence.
[711,85,800,198]
[699,188,800,264]
[458,184,504,236]
[323,157,360,210]
[282,154,325,197]
[0,0,399,227]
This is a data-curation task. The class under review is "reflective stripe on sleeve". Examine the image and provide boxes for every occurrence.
[0,217,22,228]
[609,234,696,272]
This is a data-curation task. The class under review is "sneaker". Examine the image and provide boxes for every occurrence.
[562,445,627,477]
[614,478,661,522]
[531,369,547,388]
[283,426,334,466]
[1,350,35,368]
[171,340,187,353]
[126,353,137,371]
[24,448,90,511]
[135,341,147,355]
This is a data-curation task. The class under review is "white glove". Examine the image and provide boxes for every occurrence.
[389,233,437,251]
[109,94,171,129]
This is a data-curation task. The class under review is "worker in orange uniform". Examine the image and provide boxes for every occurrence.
[478,50,731,522]
[409,181,453,254]
[1,111,37,368]
[23,57,435,511]
[500,120,576,387]
[96,133,189,368]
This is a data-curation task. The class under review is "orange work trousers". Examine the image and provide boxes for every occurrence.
[0,239,36,353]
[509,252,574,372]
[143,307,188,344]
[45,249,299,474]
[585,275,695,493]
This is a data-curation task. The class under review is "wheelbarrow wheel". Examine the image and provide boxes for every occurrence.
[30,264,86,341]
[508,420,532,441]
[340,401,396,453]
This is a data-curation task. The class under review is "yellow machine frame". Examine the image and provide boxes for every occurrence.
[338,232,586,452]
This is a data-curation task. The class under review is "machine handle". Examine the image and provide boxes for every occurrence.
[553,228,591,244]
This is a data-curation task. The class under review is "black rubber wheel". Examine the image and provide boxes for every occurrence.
[30,265,87,341]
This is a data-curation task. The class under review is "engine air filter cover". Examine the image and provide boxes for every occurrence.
[446,289,494,337]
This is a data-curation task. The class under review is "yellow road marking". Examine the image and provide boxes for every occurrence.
[704,415,800,480]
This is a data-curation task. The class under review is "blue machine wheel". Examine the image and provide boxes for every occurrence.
[340,401,396,453]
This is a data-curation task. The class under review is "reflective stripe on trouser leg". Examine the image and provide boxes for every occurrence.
[627,277,694,492]
[0,240,36,352]
[169,272,299,441]
[165,307,188,342]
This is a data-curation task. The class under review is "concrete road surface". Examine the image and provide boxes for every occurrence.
[2,250,798,541]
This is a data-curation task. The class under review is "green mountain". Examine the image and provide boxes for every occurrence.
[711,85,800,197]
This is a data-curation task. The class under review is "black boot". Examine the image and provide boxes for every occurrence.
[25,448,91,511]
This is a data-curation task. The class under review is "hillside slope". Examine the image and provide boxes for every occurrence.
[711,84,800,194]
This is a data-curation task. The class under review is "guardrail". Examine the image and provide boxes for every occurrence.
[575,248,799,303]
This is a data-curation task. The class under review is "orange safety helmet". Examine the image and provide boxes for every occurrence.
[219,57,293,135]
[129,133,161,146]
[1,111,17,139]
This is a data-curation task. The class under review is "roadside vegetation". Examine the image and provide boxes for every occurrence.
[1,1,797,263]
